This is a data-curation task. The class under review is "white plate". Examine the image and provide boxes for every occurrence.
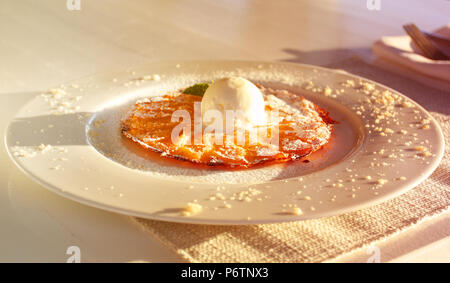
[5,61,444,225]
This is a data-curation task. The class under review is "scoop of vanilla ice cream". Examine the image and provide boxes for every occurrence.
[201,77,267,128]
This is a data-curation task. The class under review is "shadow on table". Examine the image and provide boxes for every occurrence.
[282,47,372,66]
[279,47,450,116]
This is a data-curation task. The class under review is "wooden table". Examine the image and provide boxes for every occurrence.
[0,0,448,262]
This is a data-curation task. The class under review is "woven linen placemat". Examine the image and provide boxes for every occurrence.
[134,58,450,263]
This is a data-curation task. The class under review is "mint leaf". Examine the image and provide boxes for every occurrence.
[183,83,210,97]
